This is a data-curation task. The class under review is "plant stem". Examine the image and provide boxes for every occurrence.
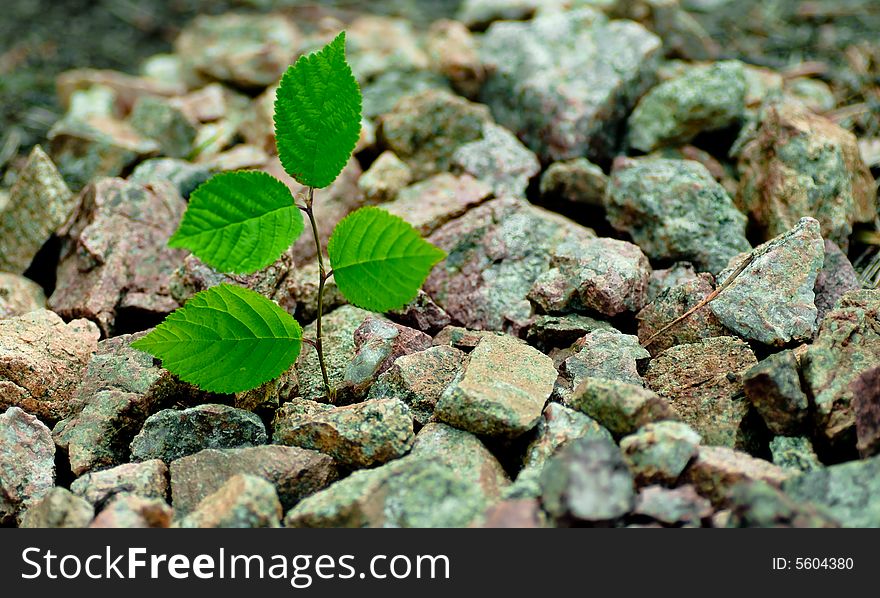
[303,186,332,398]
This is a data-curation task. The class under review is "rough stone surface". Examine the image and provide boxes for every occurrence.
[361,69,449,121]
[479,9,661,162]
[357,150,412,202]
[539,158,607,207]
[647,262,699,302]
[560,330,650,394]
[814,239,861,324]
[645,337,757,449]
[0,310,99,422]
[735,100,876,247]
[71,459,168,505]
[627,61,746,152]
[382,173,492,235]
[802,290,880,445]
[284,454,490,528]
[0,274,45,318]
[295,305,372,403]
[0,407,55,525]
[425,197,595,332]
[725,481,839,528]
[368,345,466,425]
[170,445,337,515]
[175,13,300,88]
[176,474,282,529]
[528,237,651,317]
[425,19,485,97]
[48,178,188,335]
[782,455,880,528]
[338,318,432,402]
[853,366,880,457]
[273,398,414,469]
[89,494,172,528]
[633,485,713,527]
[540,437,635,524]
[344,15,428,83]
[127,95,197,159]
[435,334,556,438]
[769,436,822,473]
[683,445,790,505]
[477,498,546,528]
[129,158,212,199]
[19,488,94,528]
[387,291,453,337]
[637,273,731,356]
[410,423,509,499]
[379,88,493,180]
[709,218,824,346]
[565,377,677,438]
[130,404,267,463]
[506,403,612,499]
[606,158,750,273]
[524,314,614,353]
[452,122,540,197]
[0,146,74,273]
[620,421,702,485]
[743,350,809,435]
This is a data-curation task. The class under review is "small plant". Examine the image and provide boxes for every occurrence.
[132,33,446,398]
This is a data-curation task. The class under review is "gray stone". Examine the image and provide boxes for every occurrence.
[524,314,614,353]
[130,404,267,463]
[709,218,824,346]
[769,436,822,473]
[479,9,661,162]
[726,480,839,528]
[627,61,746,152]
[435,334,556,438]
[0,146,73,273]
[528,237,651,317]
[19,488,94,528]
[272,398,414,469]
[565,377,677,438]
[814,239,861,324]
[71,459,168,505]
[176,474,282,528]
[361,69,450,121]
[89,494,172,528]
[539,158,607,207]
[620,421,702,485]
[344,15,428,83]
[382,173,492,236]
[606,158,750,274]
[0,310,99,422]
[0,407,55,525]
[368,345,466,425]
[683,445,790,505]
[560,330,650,394]
[540,436,635,523]
[357,151,412,202]
[645,337,757,449]
[452,123,540,197]
[129,158,212,199]
[170,445,337,514]
[633,485,713,526]
[127,96,197,159]
[743,350,809,435]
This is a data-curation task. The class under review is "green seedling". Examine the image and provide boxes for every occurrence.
[132,33,446,397]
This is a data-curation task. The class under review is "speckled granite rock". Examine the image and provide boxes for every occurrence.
[0,274,45,319]
[89,494,172,528]
[735,100,876,247]
[802,290,880,446]
[479,9,661,162]
[560,330,650,395]
[425,197,595,332]
[127,96,197,159]
[71,459,168,505]
[743,350,809,435]
[769,436,822,473]
[382,173,492,236]
[606,158,750,273]
[539,158,607,207]
[0,310,99,422]
[357,151,412,202]
[645,337,757,449]
[726,481,840,528]
[452,122,540,197]
[620,421,702,485]
[627,61,746,152]
[19,488,94,528]
[709,218,824,346]
[683,445,790,505]
[633,485,713,527]
[565,377,677,438]
[170,445,338,515]
[0,407,55,525]
[273,398,413,469]
[425,19,485,97]
[814,239,861,324]
[176,474,282,528]
[343,15,428,83]
[48,178,188,335]
[368,345,466,425]
[130,404,267,463]
[435,334,556,438]
[0,146,74,273]
[853,366,880,457]
[528,237,651,317]
[540,436,635,524]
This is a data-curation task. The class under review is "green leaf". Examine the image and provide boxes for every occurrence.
[169,171,303,275]
[273,31,362,188]
[328,207,447,312]
[131,284,303,394]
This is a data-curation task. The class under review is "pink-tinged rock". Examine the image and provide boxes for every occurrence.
[89,494,172,528]
[0,273,46,318]
[0,310,99,422]
[853,366,880,458]
[49,178,188,335]
[382,173,492,235]
[683,445,790,506]
[0,407,56,525]
[813,239,861,324]
[477,499,545,528]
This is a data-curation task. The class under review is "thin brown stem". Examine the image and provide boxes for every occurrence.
[303,187,332,398]
[641,252,757,349]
